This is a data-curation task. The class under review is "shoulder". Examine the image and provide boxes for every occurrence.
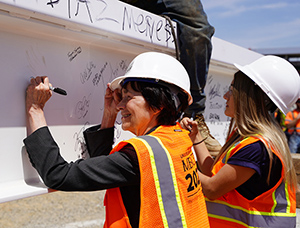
[227,140,268,175]
[232,140,266,160]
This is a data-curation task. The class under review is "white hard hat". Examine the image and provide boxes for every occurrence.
[234,55,300,115]
[110,52,193,105]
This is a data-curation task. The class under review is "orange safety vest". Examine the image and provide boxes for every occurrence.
[206,136,296,228]
[104,123,209,228]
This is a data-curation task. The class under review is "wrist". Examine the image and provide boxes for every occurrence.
[192,131,207,146]
[26,103,44,113]
[27,105,45,117]
[26,106,47,135]
[193,138,206,146]
[101,111,117,129]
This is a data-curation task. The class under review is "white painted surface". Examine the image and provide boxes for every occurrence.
[0,0,262,203]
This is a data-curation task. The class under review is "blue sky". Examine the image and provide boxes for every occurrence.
[201,0,300,50]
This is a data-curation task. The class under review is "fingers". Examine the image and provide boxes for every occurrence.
[30,76,49,88]
[42,76,50,87]
[180,117,191,130]
[30,77,36,84]
[180,117,199,134]
[26,76,52,107]
[105,83,122,103]
[104,83,113,96]
[113,88,122,103]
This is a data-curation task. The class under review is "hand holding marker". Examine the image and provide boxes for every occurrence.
[49,85,67,96]
[30,76,67,96]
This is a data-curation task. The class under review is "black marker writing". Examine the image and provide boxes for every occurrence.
[75,94,91,119]
[73,122,89,159]
[80,61,96,84]
[68,46,82,62]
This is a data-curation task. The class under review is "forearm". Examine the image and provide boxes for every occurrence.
[84,125,114,157]
[24,127,139,191]
[26,106,47,135]
[198,171,219,200]
[193,133,214,176]
[24,127,69,189]
[101,110,117,129]
[198,164,255,200]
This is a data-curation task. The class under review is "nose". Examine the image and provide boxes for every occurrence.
[116,97,127,111]
[223,91,230,100]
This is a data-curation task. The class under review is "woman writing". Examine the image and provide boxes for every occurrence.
[181,56,299,227]
[24,52,209,228]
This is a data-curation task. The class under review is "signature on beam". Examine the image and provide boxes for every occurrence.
[73,122,89,159]
[75,94,91,119]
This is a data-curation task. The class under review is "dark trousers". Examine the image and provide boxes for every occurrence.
[121,0,215,114]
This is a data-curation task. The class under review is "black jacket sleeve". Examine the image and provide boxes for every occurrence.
[23,126,139,191]
[83,125,114,157]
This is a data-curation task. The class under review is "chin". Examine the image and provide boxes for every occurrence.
[224,111,234,118]
[121,125,128,131]
[121,124,132,133]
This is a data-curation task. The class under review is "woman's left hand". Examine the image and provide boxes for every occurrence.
[101,83,122,129]
[180,117,201,143]
[103,83,121,115]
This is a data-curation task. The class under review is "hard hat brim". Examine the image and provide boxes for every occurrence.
[109,75,193,105]
[109,75,129,91]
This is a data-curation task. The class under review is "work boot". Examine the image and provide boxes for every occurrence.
[184,113,222,157]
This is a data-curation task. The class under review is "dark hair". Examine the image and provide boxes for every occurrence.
[123,81,188,125]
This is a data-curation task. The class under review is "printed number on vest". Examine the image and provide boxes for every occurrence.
[181,152,200,195]
[186,170,199,192]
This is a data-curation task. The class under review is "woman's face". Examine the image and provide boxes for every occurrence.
[223,81,235,118]
[117,83,159,136]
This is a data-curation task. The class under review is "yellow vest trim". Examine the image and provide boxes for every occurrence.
[224,137,249,164]
[136,136,188,228]
[136,137,169,227]
[285,181,292,213]
[271,190,277,213]
[153,136,188,228]
[208,213,251,227]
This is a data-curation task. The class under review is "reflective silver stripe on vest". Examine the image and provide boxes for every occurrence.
[274,181,288,213]
[140,135,184,228]
[206,181,296,227]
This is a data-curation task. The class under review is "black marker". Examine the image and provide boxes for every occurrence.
[49,86,67,96]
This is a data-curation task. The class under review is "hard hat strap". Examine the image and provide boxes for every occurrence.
[122,77,159,86]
